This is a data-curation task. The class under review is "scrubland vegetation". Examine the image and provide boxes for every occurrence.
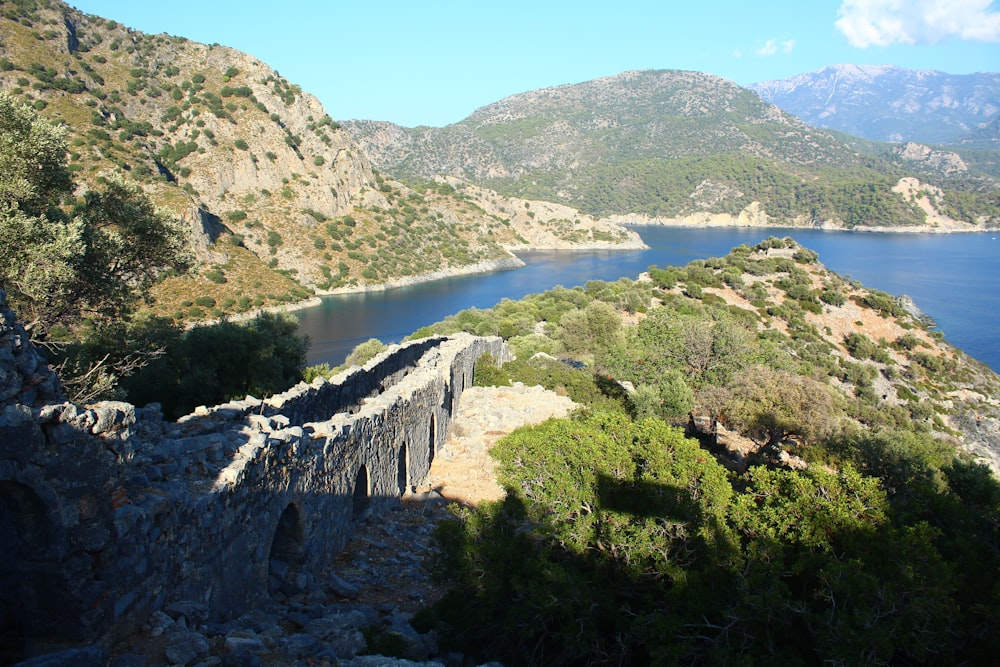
[404,237,1000,665]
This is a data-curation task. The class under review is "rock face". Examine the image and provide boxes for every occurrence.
[893,143,968,175]
[0,301,511,663]
[0,1,644,308]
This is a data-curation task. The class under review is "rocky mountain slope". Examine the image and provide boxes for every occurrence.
[345,69,999,229]
[0,0,640,324]
[750,64,1000,147]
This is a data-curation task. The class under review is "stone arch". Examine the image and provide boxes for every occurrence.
[397,442,409,496]
[266,503,304,595]
[0,481,81,663]
[352,466,370,520]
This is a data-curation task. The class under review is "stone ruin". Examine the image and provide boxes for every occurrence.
[0,289,511,663]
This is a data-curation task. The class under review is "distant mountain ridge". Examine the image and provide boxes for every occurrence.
[749,64,1000,146]
[346,69,999,229]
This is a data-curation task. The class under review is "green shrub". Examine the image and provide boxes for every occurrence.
[204,269,226,284]
[303,363,333,382]
[193,296,216,308]
[345,338,386,366]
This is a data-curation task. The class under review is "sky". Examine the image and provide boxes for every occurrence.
[67,0,1000,127]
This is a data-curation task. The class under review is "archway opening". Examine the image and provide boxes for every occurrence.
[267,504,304,595]
[352,466,370,520]
[397,443,409,496]
[0,481,80,663]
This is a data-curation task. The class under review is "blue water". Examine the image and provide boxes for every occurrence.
[296,227,1000,372]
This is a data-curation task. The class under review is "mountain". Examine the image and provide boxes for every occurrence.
[0,0,641,323]
[345,69,999,229]
[749,64,1000,147]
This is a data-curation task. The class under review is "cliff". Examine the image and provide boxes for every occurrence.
[0,1,643,324]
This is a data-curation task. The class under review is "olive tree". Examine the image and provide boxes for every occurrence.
[0,93,190,399]
[1,93,189,337]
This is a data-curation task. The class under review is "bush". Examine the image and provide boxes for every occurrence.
[121,313,307,418]
[204,269,226,284]
[345,338,386,366]
[303,363,333,382]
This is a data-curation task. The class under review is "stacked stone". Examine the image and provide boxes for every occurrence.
[0,288,62,409]
[1,320,511,663]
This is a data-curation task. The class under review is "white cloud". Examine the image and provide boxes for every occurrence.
[755,39,796,56]
[836,0,1000,47]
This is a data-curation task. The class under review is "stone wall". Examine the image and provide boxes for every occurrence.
[0,298,510,662]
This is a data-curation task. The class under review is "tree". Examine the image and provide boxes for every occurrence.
[345,338,386,367]
[555,300,621,361]
[699,365,838,450]
[0,93,190,400]
[121,313,308,418]
[604,308,756,389]
[0,92,71,215]
[1,94,190,337]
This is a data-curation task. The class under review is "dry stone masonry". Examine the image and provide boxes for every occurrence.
[0,289,511,663]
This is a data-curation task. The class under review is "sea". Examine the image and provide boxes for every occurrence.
[295,226,1000,373]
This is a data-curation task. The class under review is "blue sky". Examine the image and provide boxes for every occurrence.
[69,1,1000,127]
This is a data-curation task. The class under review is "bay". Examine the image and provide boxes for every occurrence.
[296,226,1000,372]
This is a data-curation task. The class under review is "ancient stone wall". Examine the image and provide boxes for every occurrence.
[0,294,510,661]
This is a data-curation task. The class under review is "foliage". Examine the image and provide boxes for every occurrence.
[603,305,757,389]
[0,93,191,399]
[302,362,333,383]
[553,299,622,361]
[474,354,630,413]
[1,94,189,334]
[426,413,736,665]
[425,410,999,665]
[698,365,840,450]
[416,236,1000,664]
[121,313,307,418]
[344,338,386,367]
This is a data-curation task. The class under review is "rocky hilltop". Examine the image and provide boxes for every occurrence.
[0,0,641,323]
[345,69,999,230]
[750,64,1000,146]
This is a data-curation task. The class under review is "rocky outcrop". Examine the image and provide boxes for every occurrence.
[440,177,647,250]
[894,143,968,175]
[605,201,774,229]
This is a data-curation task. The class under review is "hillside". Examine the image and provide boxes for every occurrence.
[416,236,1000,474]
[346,69,1000,229]
[409,236,1000,664]
[0,0,641,324]
[749,64,1000,147]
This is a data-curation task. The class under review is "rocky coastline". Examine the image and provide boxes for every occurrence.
[608,204,996,235]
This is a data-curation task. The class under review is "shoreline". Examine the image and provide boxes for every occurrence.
[614,213,998,235]
[219,220,998,327]
[227,240,650,323]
